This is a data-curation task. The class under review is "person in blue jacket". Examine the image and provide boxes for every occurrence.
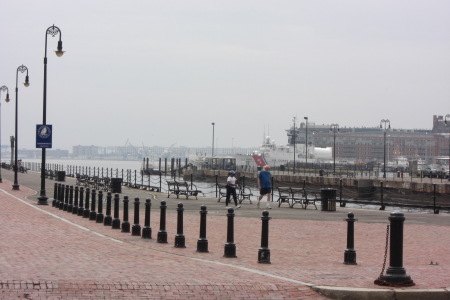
[257,165,272,209]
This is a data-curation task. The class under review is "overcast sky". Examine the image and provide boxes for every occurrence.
[1,0,449,151]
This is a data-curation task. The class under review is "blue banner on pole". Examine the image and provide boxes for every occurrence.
[36,124,52,148]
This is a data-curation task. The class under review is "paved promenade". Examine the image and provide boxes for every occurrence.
[0,170,449,299]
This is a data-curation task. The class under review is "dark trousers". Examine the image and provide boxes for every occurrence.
[226,186,237,206]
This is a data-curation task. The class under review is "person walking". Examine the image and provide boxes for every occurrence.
[225,170,240,209]
[257,165,272,209]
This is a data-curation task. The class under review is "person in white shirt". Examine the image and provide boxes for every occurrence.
[225,170,240,209]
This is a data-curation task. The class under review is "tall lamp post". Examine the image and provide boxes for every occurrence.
[12,65,30,190]
[330,123,339,175]
[292,117,297,174]
[380,119,391,179]
[445,114,450,182]
[211,122,215,170]
[0,86,11,183]
[38,25,65,205]
[304,117,308,174]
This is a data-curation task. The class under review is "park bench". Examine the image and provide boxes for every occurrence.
[238,187,253,204]
[276,187,319,209]
[176,181,201,200]
[166,180,179,198]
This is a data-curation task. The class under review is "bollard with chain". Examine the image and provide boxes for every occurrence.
[375,212,414,286]
[72,186,79,214]
[83,188,90,218]
[197,205,208,253]
[96,191,104,223]
[174,203,186,248]
[112,193,121,229]
[224,207,237,258]
[103,192,112,226]
[258,210,271,264]
[121,196,130,233]
[132,198,141,236]
[344,212,357,265]
[142,199,152,239]
[89,189,97,220]
[77,187,84,216]
[157,200,168,243]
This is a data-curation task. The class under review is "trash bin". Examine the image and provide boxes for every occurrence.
[57,171,66,182]
[319,169,324,176]
[111,178,123,193]
[320,188,336,211]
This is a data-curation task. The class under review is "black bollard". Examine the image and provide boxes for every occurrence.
[83,188,90,218]
[77,187,84,216]
[52,183,57,207]
[72,186,79,214]
[377,212,414,286]
[121,196,130,232]
[89,189,97,220]
[112,193,121,229]
[96,191,104,223]
[63,185,69,211]
[142,199,152,239]
[157,200,168,243]
[224,208,237,258]
[174,203,186,248]
[258,210,271,264]
[344,212,357,265]
[68,185,74,213]
[196,205,208,253]
[132,198,141,236]
[57,184,64,209]
[104,192,112,226]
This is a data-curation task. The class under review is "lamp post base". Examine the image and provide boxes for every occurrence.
[12,184,20,190]
[37,195,49,205]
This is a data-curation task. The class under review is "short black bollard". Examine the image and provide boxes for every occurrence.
[96,191,104,223]
[376,212,414,286]
[68,185,74,213]
[121,196,130,232]
[142,199,152,239]
[63,185,69,211]
[52,183,57,207]
[83,188,90,218]
[55,183,62,208]
[258,210,271,264]
[174,203,186,248]
[132,198,141,236]
[89,189,97,220]
[157,200,168,243]
[344,212,357,265]
[197,205,208,253]
[104,192,112,226]
[224,207,237,258]
[112,193,121,229]
[77,187,84,216]
[72,186,79,214]
[59,184,65,210]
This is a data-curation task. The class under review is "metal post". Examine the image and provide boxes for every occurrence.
[83,188,90,218]
[112,193,121,229]
[63,184,69,211]
[224,208,237,258]
[73,186,79,214]
[197,205,208,253]
[344,212,357,265]
[68,185,74,212]
[433,184,439,214]
[77,187,84,216]
[89,189,97,220]
[96,191,104,223]
[104,192,112,226]
[379,212,414,286]
[174,203,186,248]
[121,196,130,233]
[142,199,152,239]
[258,210,271,264]
[157,200,168,243]
[380,181,385,210]
[52,182,58,207]
[132,198,141,236]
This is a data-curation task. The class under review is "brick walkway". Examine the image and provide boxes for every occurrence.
[1,175,449,299]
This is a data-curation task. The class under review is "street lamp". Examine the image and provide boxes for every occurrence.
[12,65,30,190]
[304,117,308,174]
[38,25,65,205]
[211,122,215,158]
[0,85,11,183]
[292,117,297,174]
[445,114,450,181]
[380,119,391,179]
[330,124,339,175]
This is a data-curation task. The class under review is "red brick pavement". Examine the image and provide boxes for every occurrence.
[1,179,449,299]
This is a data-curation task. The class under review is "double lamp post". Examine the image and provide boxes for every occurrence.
[0,86,11,183]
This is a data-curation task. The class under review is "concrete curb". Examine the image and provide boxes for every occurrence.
[311,286,450,300]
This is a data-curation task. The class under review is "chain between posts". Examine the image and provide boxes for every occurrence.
[379,224,390,279]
